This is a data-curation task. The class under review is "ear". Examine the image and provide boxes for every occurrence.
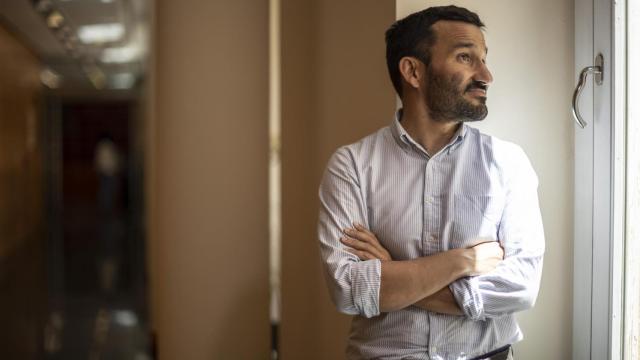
[398,56,423,91]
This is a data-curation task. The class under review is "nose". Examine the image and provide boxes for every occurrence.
[475,62,493,85]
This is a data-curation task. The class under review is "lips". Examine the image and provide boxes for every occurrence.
[466,88,487,96]
[465,81,488,96]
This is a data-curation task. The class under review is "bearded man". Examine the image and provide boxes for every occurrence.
[317,6,545,360]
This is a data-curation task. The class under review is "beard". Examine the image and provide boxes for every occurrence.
[424,66,488,122]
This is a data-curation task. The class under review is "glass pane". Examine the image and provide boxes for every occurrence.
[624,0,640,358]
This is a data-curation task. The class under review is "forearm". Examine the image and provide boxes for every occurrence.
[339,224,505,315]
[413,287,464,315]
[380,248,469,312]
[451,254,543,320]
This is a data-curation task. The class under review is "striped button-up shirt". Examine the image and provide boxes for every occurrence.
[318,111,545,360]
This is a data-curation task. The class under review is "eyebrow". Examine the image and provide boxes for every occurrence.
[452,42,489,55]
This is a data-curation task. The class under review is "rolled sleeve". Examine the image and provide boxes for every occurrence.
[449,276,483,320]
[451,146,545,321]
[318,147,381,318]
[350,259,382,317]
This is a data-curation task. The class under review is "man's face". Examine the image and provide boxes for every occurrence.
[421,21,493,122]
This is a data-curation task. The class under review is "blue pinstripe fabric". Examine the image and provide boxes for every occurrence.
[318,111,545,360]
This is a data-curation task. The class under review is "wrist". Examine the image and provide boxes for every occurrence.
[450,248,473,277]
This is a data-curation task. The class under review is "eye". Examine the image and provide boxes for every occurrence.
[458,53,472,64]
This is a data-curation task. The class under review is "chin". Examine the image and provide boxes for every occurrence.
[461,116,487,123]
[467,96,487,104]
[459,104,488,122]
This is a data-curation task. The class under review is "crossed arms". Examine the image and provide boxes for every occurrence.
[341,223,503,315]
[318,147,545,320]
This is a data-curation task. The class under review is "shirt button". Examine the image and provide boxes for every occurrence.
[431,346,437,352]
[429,235,437,241]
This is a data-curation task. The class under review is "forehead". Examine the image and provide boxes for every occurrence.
[431,20,487,54]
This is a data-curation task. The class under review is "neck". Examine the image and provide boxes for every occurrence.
[399,100,461,156]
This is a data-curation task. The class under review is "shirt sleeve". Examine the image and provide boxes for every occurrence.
[450,146,545,321]
[318,147,382,318]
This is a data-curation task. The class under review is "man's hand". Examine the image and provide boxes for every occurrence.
[462,241,505,276]
[340,223,392,261]
[414,287,463,315]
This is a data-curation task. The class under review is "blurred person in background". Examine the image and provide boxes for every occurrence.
[94,133,124,293]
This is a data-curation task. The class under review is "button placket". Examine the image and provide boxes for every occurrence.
[423,161,430,255]
[423,159,441,255]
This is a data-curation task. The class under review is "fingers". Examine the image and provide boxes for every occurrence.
[467,240,504,275]
[346,225,392,259]
[341,223,393,261]
[345,248,377,261]
[488,242,504,259]
[344,225,386,253]
[340,235,385,260]
[472,241,503,259]
[345,225,377,245]
[471,239,499,249]
[353,222,376,237]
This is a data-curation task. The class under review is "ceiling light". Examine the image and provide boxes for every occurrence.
[46,11,64,29]
[77,23,124,44]
[101,46,139,63]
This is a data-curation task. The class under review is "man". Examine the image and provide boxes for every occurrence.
[318,5,545,360]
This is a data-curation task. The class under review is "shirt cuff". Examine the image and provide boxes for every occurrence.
[351,259,382,318]
[449,277,484,321]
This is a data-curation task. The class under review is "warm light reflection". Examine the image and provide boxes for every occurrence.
[78,23,124,44]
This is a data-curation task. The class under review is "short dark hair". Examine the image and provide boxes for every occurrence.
[385,5,485,96]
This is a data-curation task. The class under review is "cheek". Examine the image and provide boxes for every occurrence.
[449,73,468,91]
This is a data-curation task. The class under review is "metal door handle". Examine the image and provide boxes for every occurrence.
[572,53,604,128]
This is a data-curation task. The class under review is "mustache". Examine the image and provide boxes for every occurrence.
[465,81,488,92]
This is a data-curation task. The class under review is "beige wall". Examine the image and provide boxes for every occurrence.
[396,2,574,359]
[280,0,396,358]
[149,1,270,358]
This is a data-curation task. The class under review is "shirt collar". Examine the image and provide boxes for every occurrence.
[390,108,468,157]
[445,121,467,154]
[390,109,413,151]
